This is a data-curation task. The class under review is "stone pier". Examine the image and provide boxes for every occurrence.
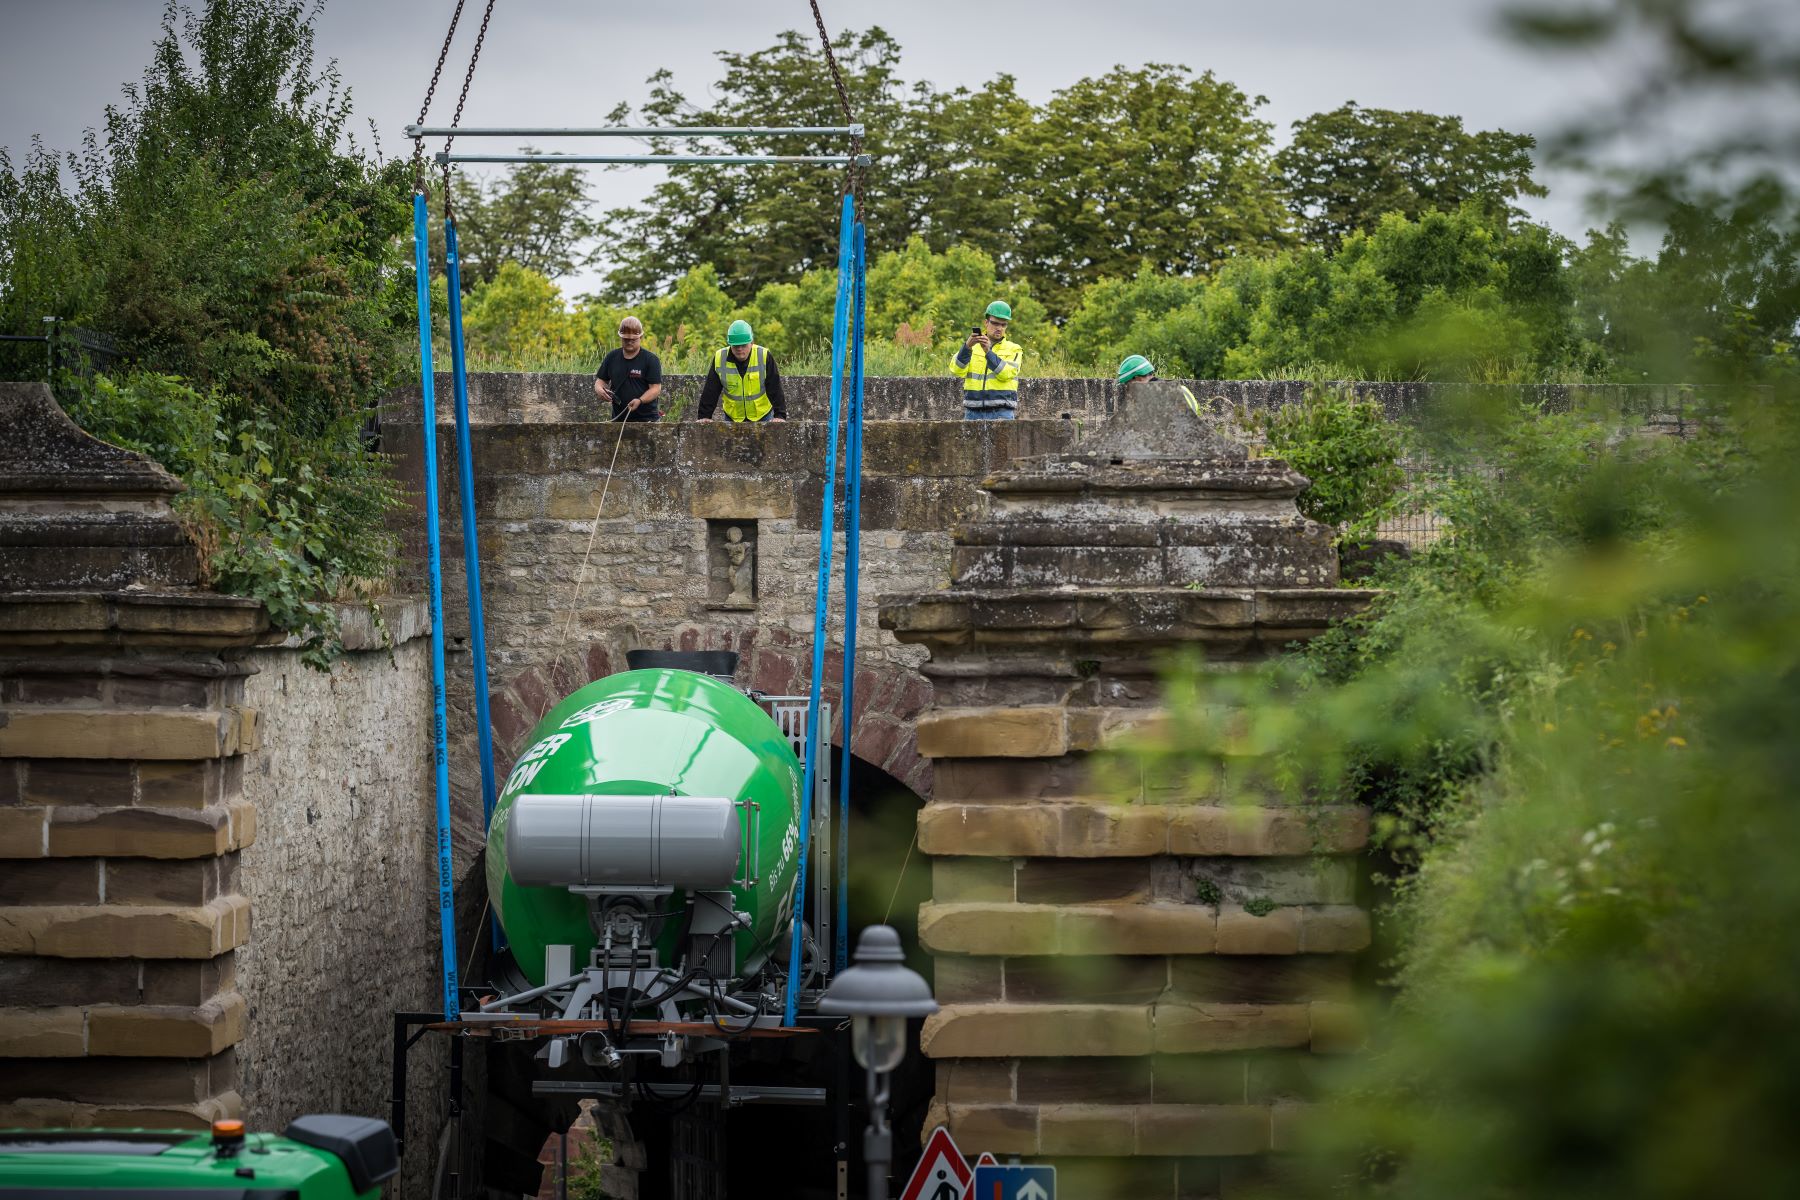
[0,382,267,1126]
[880,381,1379,1198]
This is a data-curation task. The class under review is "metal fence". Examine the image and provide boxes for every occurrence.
[0,319,118,389]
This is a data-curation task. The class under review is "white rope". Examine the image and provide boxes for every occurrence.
[537,411,633,721]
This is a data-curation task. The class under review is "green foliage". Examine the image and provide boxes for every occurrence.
[1012,64,1294,315]
[431,158,600,293]
[1062,207,1579,382]
[1259,386,1408,539]
[66,373,398,669]
[1275,102,1545,245]
[0,0,409,664]
[564,1125,616,1200]
[1128,367,1786,1197]
[1194,878,1223,907]
[862,237,1051,353]
[597,33,1290,317]
[1242,896,1277,917]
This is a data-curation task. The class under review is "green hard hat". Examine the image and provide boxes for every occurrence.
[1117,354,1155,385]
[984,300,1012,321]
[727,319,754,346]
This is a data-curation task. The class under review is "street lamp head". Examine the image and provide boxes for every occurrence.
[819,925,939,1073]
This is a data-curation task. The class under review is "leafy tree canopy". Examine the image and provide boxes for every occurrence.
[1275,102,1546,245]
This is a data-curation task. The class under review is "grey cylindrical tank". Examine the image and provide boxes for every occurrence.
[505,793,742,890]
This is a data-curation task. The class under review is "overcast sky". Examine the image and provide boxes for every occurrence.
[1,0,1647,297]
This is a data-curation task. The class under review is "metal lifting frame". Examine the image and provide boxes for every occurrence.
[410,126,870,1030]
[406,123,871,168]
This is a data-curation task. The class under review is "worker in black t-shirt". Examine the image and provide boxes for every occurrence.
[593,316,663,421]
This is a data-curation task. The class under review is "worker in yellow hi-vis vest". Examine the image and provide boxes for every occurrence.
[697,320,788,423]
[951,300,1024,420]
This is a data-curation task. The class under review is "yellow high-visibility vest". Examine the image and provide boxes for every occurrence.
[949,338,1023,407]
[714,345,772,422]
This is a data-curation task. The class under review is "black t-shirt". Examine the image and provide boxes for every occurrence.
[596,348,663,420]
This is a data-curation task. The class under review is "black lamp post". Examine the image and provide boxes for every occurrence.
[820,924,939,1200]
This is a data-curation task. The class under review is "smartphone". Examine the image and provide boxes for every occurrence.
[970,326,982,336]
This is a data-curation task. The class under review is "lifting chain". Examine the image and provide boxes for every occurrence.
[412,0,470,196]
[807,0,862,208]
[441,0,499,223]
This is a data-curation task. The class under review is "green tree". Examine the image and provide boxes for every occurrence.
[0,0,409,663]
[599,27,927,302]
[1275,102,1546,245]
[863,236,1051,353]
[460,262,590,361]
[1017,64,1294,316]
[431,158,601,294]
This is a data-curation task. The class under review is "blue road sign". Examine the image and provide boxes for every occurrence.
[969,1163,1056,1200]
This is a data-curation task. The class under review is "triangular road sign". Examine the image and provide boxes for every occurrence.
[960,1153,998,1199]
[899,1126,971,1200]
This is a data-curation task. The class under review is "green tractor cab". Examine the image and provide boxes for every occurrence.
[0,1116,399,1199]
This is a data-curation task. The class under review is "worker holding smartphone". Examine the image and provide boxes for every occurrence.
[950,300,1023,420]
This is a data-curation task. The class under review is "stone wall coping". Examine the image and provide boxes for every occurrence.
[0,590,271,647]
[386,372,1710,426]
[263,596,430,655]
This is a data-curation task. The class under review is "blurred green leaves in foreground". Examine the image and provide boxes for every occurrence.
[1116,2,1800,1192]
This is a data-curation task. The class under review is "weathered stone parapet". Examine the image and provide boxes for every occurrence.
[879,380,1373,1192]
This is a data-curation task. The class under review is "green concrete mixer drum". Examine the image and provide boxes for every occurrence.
[485,668,804,987]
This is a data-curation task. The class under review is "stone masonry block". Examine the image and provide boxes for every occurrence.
[0,958,143,1007]
[1214,906,1303,955]
[917,707,1067,759]
[0,895,251,958]
[918,804,1060,858]
[0,808,48,857]
[931,858,1015,903]
[0,859,100,905]
[46,806,233,859]
[933,956,1004,1004]
[136,761,220,810]
[0,1008,87,1057]
[1135,1105,1272,1157]
[1015,858,1151,905]
[20,761,135,807]
[1297,907,1371,954]
[1057,804,1168,856]
[1066,904,1217,956]
[1152,1003,1312,1054]
[1014,1056,1154,1105]
[937,1059,1015,1104]
[1169,956,1355,1006]
[944,1104,1039,1155]
[919,903,1059,956]
[0,1048,237,1106]
[104,857,226,906]
[1308,1002,1367,1054]
[1038,1104,1138,1156]
[0,709,253,761]
[86,993,248,1057]
[917,803,1166,859]
[922,1004,1154,1059]
[1003,956,1168,1006]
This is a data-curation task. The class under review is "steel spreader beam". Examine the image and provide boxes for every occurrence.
[438,152,870,167]
[407,123,862,139]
